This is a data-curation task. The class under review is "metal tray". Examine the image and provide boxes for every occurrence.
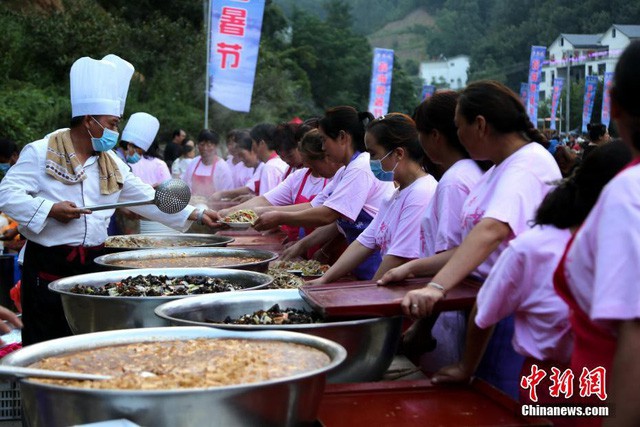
[104,233,234,251]
[94,247,279,273]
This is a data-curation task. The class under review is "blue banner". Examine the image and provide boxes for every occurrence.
[601,72,614,128]
[550,78,564,131]
[526,46,546,127]
[519,83,528,106]
[368,48,394,118]
[582,75,599,133]
[208,0,265,112]
[420,84,436,100]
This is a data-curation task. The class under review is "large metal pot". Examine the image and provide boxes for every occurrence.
[2,327,346,427]
[103,233,235,253]
[49,268,272,334]
[94,247,279,272]
[155,289,402,383]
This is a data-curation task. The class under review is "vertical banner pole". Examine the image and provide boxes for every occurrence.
[204,0,212,128]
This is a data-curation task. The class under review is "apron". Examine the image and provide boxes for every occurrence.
[21,241,105,345]
[191,157,217,198]
[334,152,382,280]
[281,170,328,247]
[554,236,614,426]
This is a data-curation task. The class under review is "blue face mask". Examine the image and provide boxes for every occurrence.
[126,152,141,164]
[88,117,119,152]
[0,163,10,175]
[369,151,397,182]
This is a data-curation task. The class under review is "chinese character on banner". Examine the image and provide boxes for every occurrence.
[519,82,528,106]
[520,364,547,402]
[368,48,394,118]
[581,75,599,133]
[208,0,265,112]
[549,78,564,131]
[601,72,614,128]
[527,46,546,127]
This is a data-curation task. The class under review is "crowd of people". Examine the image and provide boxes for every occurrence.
[1,40,640,427]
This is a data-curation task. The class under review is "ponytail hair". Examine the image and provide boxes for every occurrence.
[610,40,640,151]
[458,80,548,146]
[319,106,373,153]
[534,140,631,228]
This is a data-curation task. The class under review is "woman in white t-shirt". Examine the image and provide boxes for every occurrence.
[554,41,640,426]
[254,106,395,280]
[379,81,561,397]
[310,113,437,283]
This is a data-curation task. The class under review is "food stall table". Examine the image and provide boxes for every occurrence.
[318,379,551,427]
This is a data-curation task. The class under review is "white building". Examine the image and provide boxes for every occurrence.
[419,55,469,90]
[540,24,640,100]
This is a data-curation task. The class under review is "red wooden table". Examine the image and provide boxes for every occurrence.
[318,379,550,427]
[299,277,481,319]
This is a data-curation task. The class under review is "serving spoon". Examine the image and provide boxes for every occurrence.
[0,365,111,381]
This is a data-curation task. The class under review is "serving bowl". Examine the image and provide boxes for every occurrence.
[155,289,402,383]
[49,268,272,334]
[93,247,279,273]
[103,233,235,252]
[2,327,346,427]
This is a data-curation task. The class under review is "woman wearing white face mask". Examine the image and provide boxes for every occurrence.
[0,56,220,345]
[308,113,437,283]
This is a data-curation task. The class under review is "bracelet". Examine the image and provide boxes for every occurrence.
[196,209,206,225]
[427,281,446,297]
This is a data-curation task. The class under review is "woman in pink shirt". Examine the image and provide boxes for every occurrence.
[555,41,640,427]
[309,113,437,283]
[432,142,630,422]
[379,81,561,396]
[254,106,395,280]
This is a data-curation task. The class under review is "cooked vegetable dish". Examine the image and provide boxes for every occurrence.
[223,209,258,224]
[108,256,264,268]
[214,304,322,325]
[270,260,329,276]
[69,274,242,297]
[105,236,207,248]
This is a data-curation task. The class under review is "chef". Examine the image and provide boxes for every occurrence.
[0,55,219,345]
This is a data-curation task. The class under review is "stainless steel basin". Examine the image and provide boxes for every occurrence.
[2,327,346,427]
[49,268,272,334]
[155,289,402,383]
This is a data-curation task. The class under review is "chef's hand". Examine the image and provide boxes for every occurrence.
[0,305,22,334]
[253,212,282,232]
[189,208,224,229]
[401,286,445,318]
[431,362,472,385]
[376,264,414,286]
[49,201,91,223]
[217,208,232,219]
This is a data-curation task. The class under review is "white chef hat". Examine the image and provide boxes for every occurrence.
[70,57,120,117]
[102,54,135,116]
[121,112,160,152]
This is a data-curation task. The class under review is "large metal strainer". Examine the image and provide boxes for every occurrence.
[82,179,191,214]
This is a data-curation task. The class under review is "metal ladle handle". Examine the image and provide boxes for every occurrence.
[0,365,111,381]
[83,199,155,212]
